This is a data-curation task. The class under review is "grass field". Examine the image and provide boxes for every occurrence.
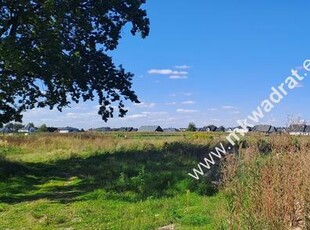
[0,132,309,229]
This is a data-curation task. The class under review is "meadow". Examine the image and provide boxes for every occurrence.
[0,132,309,229]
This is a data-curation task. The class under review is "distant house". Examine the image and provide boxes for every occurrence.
[18,125,36,134]
[233,126,251,133]
[304,126,310,135]
[163,128,180,132]
[47,127,58,133]
[118,127,134,132]
[215,126,225,132]
[251,125,277,134]
[138,126,163,132]
[179,128,187,132]
[208,125,217,132]
[200,125,217,132]
[93,127,111,132]
[225,127,234,133]
[57,127,80,133]
[110,128,134,132]
[0,127,12,133]
[288,124,306,135]
[276,127,287,134]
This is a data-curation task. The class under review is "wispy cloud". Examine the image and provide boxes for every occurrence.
[148,69,188,75]
[126,114,147,119]
[177,108,199,113]
[142,111,168,116]
[184,93,193,96]
[222,105,237,110]
[123,111,168,120]
[148,67,190,80]
[166,102,177,105]
[66,112,76,117]
[182,100,196,105]
[134,102,156,108]
[175,65,191,69]
[169,75,188,79]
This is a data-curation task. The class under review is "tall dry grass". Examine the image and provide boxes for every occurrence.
[0,132,227,163]
[0,133,180,162]
[222,135,310,230]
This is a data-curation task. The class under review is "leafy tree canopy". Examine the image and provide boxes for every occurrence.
[0,0,149,125]
[38,124,48,132]
[4,122,23,131]
[187,122,197,132]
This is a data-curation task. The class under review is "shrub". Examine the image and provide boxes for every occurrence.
[257,139,272,154]
[187,122,197,132]
[221,143,310,229]
[292,137,301,151]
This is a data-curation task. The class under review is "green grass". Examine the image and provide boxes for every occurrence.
[0,190,226,229]
[0,133,227,229]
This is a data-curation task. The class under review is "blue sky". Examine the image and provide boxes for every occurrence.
[24,1,310,129]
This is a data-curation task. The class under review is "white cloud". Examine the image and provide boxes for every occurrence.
[182,100,196,105]
[148,69,172,75]
[175,65,191,69]
[175,71,188,75]
[184,93,193,96]
[177,108,199,113]
[169,75,188,79]
[148,69,188,75]
[66,112,77,117]
[122,111,168,122]
[126,114,147,119]
[222,105,237,110]
[155,112,168,116]
[134,102,156,108]
[209,108,218,111]
[142,111,167,116]
[166,102,177,105]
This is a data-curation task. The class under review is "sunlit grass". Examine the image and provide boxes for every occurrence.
[0,133,227,229]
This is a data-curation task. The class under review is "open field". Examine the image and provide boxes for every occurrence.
[0,133,309,229]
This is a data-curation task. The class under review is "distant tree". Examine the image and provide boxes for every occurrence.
[187,122,197,132]
[4,123,13,130]
[5,123,24,132]
[27,122,35,128]
[286,115,307,127]
[38,124,48,132]
[0,1,150,125]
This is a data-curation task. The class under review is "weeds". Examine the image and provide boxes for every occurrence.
[222,137,310,229]
[0,133,309,229]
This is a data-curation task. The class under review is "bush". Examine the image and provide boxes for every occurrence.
[292,137,301,151]
[257,139,272,154]
[187,122,197,132]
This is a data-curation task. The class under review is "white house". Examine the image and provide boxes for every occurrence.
[57,127,80,133]
[288,124,306,136]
